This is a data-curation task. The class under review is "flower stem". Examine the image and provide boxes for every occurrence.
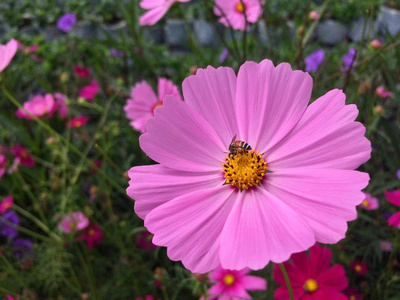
[279,263,294,300]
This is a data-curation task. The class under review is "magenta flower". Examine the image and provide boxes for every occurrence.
[0,39,18,72]
[126,59,371,273]
[273,244,348,300]
[16,94,55,120]
[0,154,7,179]
[79,80,99,101]
[136,230,157,251]
[10,145,35,168]
[77,222,104,250]
[305,49,325,73]
[350,260,368,275]
[359,192,379,210]
[375,86,392,98]
[214,0,262,31]
[67,116,89,128]
[203,266,266,299]
[384,190,400,228]
[57,13,76,32]
[59,211,89,233]
[139,0,191,26]
[73,65,91,78]
[124,78,182,133]
[0,196,13,214]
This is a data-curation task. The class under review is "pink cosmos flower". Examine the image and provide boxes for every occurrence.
[0,196,14,213]
[53,93,68,118]
[124,78,182,133]
[273,244,348,300]
[214,0,262,31]
[77,222,104,250]
[359,192,379,210]
[139,0,191,26]
[10,145,35,168]
[0,154,7,179]
[79,80,99,101]
[126,59,371,273]
[203,266,266,299]
[0,39,18,72]
[384,190,400,228]
[375,86,392,98]
[6,295,20,300]
[380,240,393,252]
[350,260,367,275]
[370,39,382,49]
[58,211,89,233]
[73,65,91,78]
[16,94,55,120]
[309,10,320,21]
[67,116,89,128]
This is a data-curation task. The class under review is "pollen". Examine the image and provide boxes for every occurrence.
[223,150,267,191]
[303,279,318,293]
[223,274,235,286]
[235,2,245,13]
[362,200,369,207]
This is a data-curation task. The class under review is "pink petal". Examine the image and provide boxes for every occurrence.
[183,66,238,146]
[145,187,235,273]
[317,264,348,291]
[224,284,251,299]
[0,39,18,72]
[127,164,220,219]
[219,188,315,270]
[385,190,400,207]
[265,168,369,243]
[235,59,312,154]
[267,89,371,170]
[140,96,226,172]
[124,99,154,133]
[158,77,182,102]
[309,244,333,276]
[388,212,400,228]
[139,5,170,26]
[130,80,159,105]
[140,0,167,9]
[310,291,348,300]
[241,275,267,291]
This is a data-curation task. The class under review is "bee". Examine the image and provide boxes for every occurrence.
[228,134,252,155]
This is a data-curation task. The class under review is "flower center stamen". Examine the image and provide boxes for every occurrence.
[153,102,163,114]
[355,265,362,272]
[303,279,318,293]
[362,200,369,207]
[223,274,235,286]
[223,150,267,191]
[235,2,245,13]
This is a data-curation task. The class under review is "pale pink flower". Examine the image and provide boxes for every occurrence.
[375,86,392,98]
[59,211,89,233]
[309,10,320,21]
[124,78,182,133]
[359,192,379,210]
[0,39,18,72]
[0,196,14,213]
[79,80,99,101]
[16,94,55,120]
[7,157,20,174]
[214,0,262,31]
[139,0,191,26]
[127,59,371,273]
[203,266,266,299]
[370,39,382,49]
[52,93,68,118]
[67,116,89,128]
[0,154,7,179]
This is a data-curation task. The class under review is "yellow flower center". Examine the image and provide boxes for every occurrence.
[355,265,362,272]
[153,102,163,114]
[88,229,95,236]
[74,121,82,128]
[349,296,356,300]
[21,151,28,159]
[223,150,267,191]
[235,2,245,13]
[223,274,235,286]
[4,203,11,209]
[362,200,369,207]
[69,222,76,229]
[303,279,318,293]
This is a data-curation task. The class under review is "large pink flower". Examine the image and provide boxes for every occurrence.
[16,94,55,120]
[127,59,371,273]
[124,78,182,133]
[139,0,191,26]
[273,244,348,300]
[214,0,263,31]
[203,266,266,299]
[0,39,18,72]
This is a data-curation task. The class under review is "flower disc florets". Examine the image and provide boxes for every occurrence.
[223,150,267,191]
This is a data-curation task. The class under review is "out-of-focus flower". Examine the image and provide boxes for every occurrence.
[79,80,100,101]
[190,66,198,75]
[91,160,103,174]
[370,39,382,49]
[139,0,191,26]
[380,240,393,252]
[73,65,91,78]
[16,42,42,62]
[136,230,157,251]
[57,13,76,32]
[375,86,392,98]
[309,10,320,21]
[127,59,370,273]
[124,78,182,133]
[350,260,368,275]
[203,266,266,299]
[0,39,18,72]
[397,169,400,180]
[305,49,325,72]
[110,48,124,58]
[77,222,104,250]
[0,154,7,179]
[358,81,372,95]
[0,210,20,239]
[135,296,160,300]
[342,48,357,72]
[60,72,69,83]
[12,238,34,260]
[16,94,55,120]
[359,192,379,210]
[67,116,89,128]
[7,157,20,174]
[10,145,35,168]
[6,295,20,300]
[58,211,89,233]
[53,93,68,118]
[273,244,348,300]
[373,105,384,115]
[344,287,363,300]
[219,48,229,63]
[214,0,262,31]
[0,196,14,213]
[384,190,400,229]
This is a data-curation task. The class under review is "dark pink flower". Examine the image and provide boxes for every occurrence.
[73,65,91,78]
[79,80,99,101]
[0,196,13,213]
[77,222,104,250]
[344,287,363,300]
[136,230,157,251]
[139,0,191,26]
[10,145,35,168]
[0,154,7,179]
[16,94,55,120]
[67,116,89,128]
[273,244,348,300]
[375,86,392,98]
[384,190,400,229]
[350,260,368,275]
[0,39,18,72]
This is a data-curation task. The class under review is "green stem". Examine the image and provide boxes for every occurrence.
[279,263,294,300]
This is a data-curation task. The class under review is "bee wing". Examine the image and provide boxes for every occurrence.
[230,134,237,145]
